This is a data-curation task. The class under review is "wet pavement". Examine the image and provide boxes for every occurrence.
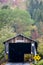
[5,63,30,65]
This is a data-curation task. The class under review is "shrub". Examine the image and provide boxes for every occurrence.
[37,60,43,65]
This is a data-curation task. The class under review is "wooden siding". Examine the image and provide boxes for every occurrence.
[5,35,33,44]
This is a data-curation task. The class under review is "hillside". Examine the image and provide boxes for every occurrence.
[0,0,43,60]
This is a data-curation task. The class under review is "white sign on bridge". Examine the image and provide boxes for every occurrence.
[15,40,24,43]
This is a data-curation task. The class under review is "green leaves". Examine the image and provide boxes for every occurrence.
[27,0,43,22]
[0,25,16,55]
[0,8,35,33]
[37,60,43,65]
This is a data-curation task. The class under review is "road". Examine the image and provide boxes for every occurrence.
[5,63,30,65]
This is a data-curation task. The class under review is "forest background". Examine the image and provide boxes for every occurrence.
[0,0,43,59]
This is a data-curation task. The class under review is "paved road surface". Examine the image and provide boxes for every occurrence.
[5,63,30,65]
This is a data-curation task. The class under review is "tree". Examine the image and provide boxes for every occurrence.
[27,0,43,22]
[0,25,16,53]
[0,8,35,35]
[37,36,43,55]
[27,0,43,37]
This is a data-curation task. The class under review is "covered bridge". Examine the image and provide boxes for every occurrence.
[3,34,37,62]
